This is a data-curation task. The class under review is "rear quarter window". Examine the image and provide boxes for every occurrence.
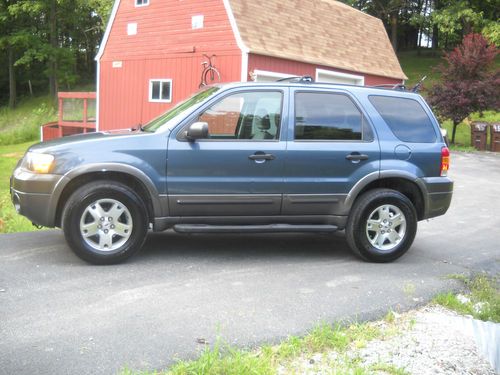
[369,96,436,143]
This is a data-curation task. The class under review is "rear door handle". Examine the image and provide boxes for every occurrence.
[248,153,276,163]
[346,153,369,161]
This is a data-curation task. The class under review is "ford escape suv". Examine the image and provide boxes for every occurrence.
[10,80,453,264]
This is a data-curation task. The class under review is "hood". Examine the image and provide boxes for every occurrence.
[29,129,146,153]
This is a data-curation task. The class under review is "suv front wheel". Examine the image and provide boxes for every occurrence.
[62,181,149,265]
[346,188,417,262]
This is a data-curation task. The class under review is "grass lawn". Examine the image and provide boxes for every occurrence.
[0,95,57,146]
[0,141,42,233]
[398,49,443,90]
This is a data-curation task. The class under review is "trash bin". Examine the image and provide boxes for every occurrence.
[490,123,500,152]
[470,122,488,151]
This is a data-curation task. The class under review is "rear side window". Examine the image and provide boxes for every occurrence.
[295,92,371,141]
[369,96,436,143]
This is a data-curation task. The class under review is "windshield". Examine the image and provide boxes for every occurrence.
[142,86,220,132]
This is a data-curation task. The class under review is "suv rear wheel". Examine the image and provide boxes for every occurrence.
[346,188,417,262]
[62,181,149,265]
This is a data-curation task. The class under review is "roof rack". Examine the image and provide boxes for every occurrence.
[370,76,427,93]
[370,83,407,91]
[276,75,314,83]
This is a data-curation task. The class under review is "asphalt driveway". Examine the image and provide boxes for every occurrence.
[0,151,499,374]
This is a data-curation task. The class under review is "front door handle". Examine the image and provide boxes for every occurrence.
[346,152,369,162]
[248,152,276,163]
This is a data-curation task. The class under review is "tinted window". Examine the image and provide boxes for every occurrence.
[198,91,282,140]
[369,96,436,143]
[294,92,366,140]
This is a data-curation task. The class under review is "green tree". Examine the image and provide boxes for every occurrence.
[428,34,499,144]
[2,0,113,105]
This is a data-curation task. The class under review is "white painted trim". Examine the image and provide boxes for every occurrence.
[241,52,248,82]
[96,60,101,131]
[148,79,173,103]
[223,0,249,82]
[252,69,292,82]
[95,0,120,132]
[96,0,121,61]
[135,0,149,7]
[315,68,365,85]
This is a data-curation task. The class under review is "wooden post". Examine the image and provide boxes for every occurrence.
[58,96,63,138]
[83,98,88,133]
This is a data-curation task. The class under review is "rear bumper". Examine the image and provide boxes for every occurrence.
[10,167,66,227]
[419,176,453,219]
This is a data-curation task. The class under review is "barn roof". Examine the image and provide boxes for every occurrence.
[228,0,407,80]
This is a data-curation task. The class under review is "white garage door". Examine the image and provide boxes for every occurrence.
[316,68,364,85]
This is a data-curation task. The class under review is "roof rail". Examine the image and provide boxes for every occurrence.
[370,83,407,91]
[370,76,427,93]
[276,75,314,83]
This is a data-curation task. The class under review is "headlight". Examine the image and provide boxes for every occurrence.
[26,152,55,174]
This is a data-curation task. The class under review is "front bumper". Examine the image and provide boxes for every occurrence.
[420,176,453,219]
[10,167,66,227]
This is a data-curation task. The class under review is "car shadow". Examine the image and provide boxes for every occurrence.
[135,230,357,263]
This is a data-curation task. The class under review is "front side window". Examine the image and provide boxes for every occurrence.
[294,92,367,141]
[196,91,283,140]
[136,0,149,6]
[149,79,172,103]
[369,96,437,143]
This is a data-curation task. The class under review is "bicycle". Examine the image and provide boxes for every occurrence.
[199,54,221,88]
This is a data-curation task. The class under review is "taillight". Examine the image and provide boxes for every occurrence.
[441,146,450,176]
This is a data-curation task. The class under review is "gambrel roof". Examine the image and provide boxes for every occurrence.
[228,0,407,80]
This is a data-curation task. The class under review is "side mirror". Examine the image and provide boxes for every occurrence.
[186,122,209,141]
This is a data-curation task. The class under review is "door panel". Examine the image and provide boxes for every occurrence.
[284,89,380,216]
[167,89,287,216]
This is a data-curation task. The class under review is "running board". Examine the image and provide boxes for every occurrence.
[173,224,338,234]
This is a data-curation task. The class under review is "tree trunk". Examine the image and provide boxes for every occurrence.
[390,11,398,51]
[432,0,440,53]
[417,0,429,54]
[49,0,58,101]
[8,46,16,109]
[451,121,459,145]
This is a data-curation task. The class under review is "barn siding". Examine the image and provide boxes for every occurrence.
[99,0,241,130]
[248,54,402,86]
[102,0,239,61]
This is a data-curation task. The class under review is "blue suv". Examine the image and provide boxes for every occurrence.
[10,80,453,264]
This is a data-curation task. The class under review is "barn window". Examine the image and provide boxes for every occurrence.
[149,79,172,103]
[135,0,149,7]
[192,15,204,29]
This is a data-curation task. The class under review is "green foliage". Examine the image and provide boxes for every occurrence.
[434,274,500,323]
[120,319,397,374]
[0,141,41,233]
[1,0,113,106]
[428,33,499,144]
[482,21,500,46]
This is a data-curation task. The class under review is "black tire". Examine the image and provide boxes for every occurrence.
[62,181,149,265]
[346,188,417,263]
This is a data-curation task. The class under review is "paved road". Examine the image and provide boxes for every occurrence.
[1,152,499,375]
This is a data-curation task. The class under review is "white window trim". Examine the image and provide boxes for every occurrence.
[315,68,365,86]
[135,0,149,7]
[251,69,293,82]
[149,79,172,103]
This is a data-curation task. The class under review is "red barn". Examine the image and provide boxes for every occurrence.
[96,0,407,131]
